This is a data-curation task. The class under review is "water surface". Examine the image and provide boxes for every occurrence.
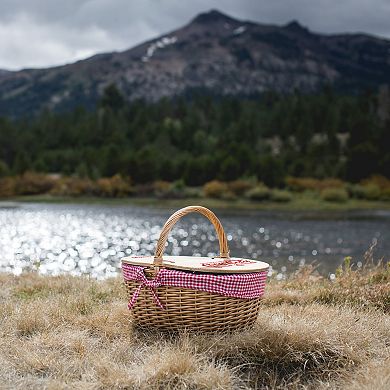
[0,203,388,278]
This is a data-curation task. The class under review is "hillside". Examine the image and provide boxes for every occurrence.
[0,10,390,117]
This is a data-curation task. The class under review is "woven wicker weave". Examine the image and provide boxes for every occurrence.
[122,206,267,332]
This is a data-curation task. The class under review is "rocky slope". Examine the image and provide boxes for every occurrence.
[1,9,390,117]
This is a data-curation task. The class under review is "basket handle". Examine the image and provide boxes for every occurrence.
[153,206,230,266]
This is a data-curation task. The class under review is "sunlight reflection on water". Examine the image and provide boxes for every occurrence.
[0,203,388,279]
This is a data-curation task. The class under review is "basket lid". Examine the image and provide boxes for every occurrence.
[121,255,269,274]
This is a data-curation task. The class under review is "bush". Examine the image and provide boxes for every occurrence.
[320,188,349,203]
[183,187,202,198]
[348,183,380,201]
[220,191,237,201]
[153,180,171,198]
[348,182,386,201]
[361,184,381,200]
[154,180,200,199]
[246,185,271,201]
[153,180,187,199]
[347,184,366,199]
[319,178,345,190]
[380,188,390,201]
[228,180,254,196]
[95,175,133,197]
[286,177,346,192]
[15,172,56,195]
[0,177,17,197]
[172,179,186,191]
[286,177,320,192]
[203,180,229,198]
[361,175,390,191]
[270,189,293,203]
[51,177,96,196]
[134,183,155,196]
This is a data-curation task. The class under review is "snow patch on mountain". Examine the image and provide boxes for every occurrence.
[233,26,246,35]
[142,36,178,62]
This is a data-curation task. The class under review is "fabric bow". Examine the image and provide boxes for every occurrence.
[128,268,164,310]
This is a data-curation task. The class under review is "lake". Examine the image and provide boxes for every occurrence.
[0,203,389,279]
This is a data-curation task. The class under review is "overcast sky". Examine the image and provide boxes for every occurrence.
[1,0,390,70]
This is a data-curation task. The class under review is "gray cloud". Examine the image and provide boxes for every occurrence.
[1,0,390,70]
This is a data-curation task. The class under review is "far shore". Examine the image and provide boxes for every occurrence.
[2,194,390,213]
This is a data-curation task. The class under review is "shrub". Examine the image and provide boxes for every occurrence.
[153,181,171,198]
[319,178,345,190]
[380,188,390,201]
[361,184,381,200]
[320,188,349,203]
[169,180,189,198]
[203,180,228,198]
[153,180,188,199]
[361,175,390,191]
[246,185,271,201]
[349,176,390,201]
[153,180,200,199]
[285,177,320,192]
[134,183,155,196]
[286,177,346,192]
[270,189,293,203]
[220,191,237,201]
[15,172,56,195]
[348,183,386,200]
[228,180,254,196]
[183,187,202,198]
[0,177,17,197]
[172,179,186,191]
[96,178,116,197]
[51,177,96,196]
[347,184,366,199]
[96,175,133,197]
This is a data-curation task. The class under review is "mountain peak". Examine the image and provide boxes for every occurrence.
[192,9,237,24]
[1,10,390,117]
[284,20,310,34]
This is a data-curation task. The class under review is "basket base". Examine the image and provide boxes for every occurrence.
[125,279,262,332]
[132,316,258,333]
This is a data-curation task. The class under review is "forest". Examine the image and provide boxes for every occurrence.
[0,85,389,187]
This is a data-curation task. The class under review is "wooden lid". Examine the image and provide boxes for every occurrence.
[121,255,269,274]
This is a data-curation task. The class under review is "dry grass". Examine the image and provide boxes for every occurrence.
[0,260,389,389]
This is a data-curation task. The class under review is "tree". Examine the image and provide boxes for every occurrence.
[257,155,285,187]
[13,152,30,174]
[0,160,9,177]
[99,84,125,111]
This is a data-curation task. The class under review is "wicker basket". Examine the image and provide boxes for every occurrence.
[122,206,269,332]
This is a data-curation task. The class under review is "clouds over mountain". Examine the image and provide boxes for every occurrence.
[1,0,390,70]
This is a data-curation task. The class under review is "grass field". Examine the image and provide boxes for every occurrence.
[0,258,389,389]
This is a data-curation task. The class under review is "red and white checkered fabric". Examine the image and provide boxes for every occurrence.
[122,263,267,309]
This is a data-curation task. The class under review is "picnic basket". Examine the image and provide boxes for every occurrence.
[121,206,269,332]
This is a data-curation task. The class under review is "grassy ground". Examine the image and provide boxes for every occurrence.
[6,193,390,212]
[0,260,389,389]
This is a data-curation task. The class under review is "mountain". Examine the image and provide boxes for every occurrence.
[1,9,390,117]
[0,69,10,78]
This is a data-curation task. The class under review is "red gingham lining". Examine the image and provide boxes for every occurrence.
[122,263,267,309]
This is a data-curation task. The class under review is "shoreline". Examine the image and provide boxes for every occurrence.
[2,194,390,213]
